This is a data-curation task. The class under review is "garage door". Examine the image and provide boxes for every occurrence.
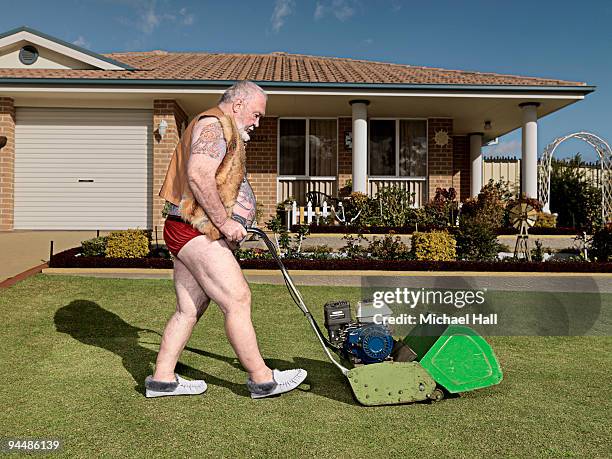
[15,108,152,230]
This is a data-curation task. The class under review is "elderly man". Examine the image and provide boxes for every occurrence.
[145,81,306,399]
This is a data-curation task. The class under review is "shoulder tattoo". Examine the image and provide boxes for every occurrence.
[191,122,227,159]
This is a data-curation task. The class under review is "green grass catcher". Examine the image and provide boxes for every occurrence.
[248,228,503,406]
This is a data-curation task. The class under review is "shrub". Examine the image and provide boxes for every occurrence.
[534,212,557,228]
[81,236,107,257]
[340,232,368,258]
[105,229,150,258]
[340,192,376,226]
[590,224,612,261]
[373,187,418,227]
[411,231,456,261]
[309,244,334,259]
[550,154,602,230]
[367,233,410,260]
[454,221,501,261]
[460,180,509,229]
[266,216,290,253]
[423,187,458,229]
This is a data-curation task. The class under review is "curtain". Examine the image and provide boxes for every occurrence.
[279,119,306,175]
[399,120,427,177]
[370,120,395,176]
[309,119,337,177]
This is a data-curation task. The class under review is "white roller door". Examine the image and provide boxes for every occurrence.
[15,108,152,230]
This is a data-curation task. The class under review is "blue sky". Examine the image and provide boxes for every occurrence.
[1,0,611,161]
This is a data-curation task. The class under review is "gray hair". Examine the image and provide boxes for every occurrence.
[219,80,267,104]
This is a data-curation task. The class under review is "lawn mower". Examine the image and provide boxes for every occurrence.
[247,228,503,406]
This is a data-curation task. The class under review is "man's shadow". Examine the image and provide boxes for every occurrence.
[54,300,355,404]
[54,300,246,396]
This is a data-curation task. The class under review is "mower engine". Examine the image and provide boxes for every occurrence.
[324,300,394,365]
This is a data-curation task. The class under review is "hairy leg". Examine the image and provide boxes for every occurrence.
[177,235,273,384]
[153,256,210,382]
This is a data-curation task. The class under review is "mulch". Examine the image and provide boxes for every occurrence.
[48,247,612,273]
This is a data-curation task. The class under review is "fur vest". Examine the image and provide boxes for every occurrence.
[158,107,246,240]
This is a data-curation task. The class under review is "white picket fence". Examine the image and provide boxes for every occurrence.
[281,200,357,228]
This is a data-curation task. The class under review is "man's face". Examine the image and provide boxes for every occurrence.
[232,92,266,141]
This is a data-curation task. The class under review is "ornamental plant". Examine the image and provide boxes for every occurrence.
[373,187,418,227]
[550,154,602,231]
[533,212,557,229]
[423,187,459,229]
[105,229,150,258]
[367,233,410,260]
[589,224,612,261]
[411,231,456,261]
[454,221,502,261]
[81,236,107,257]
[460,180,509,230]
[340,232,368,258]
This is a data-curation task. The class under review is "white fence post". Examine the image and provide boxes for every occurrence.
[306,201,315,224]
[291,201,297,226]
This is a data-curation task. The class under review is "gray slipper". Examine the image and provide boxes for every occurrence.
[247,369,307,399]
[145,374,207,398]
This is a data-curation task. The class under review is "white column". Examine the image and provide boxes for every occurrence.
[350,100,369,194]
[520,102,540,198]
[469,133,483,197]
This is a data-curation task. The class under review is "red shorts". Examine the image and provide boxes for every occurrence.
[163,216,204,257]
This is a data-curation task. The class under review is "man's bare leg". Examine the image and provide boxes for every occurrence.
[175,235,273,384]
[153,257,210,382]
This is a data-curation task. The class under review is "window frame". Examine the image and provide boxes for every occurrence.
[368,118,429,179]
[277,117,339,179]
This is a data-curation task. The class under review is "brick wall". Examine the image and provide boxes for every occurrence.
[152,100,187,229]
[0,97,15,231]
[246,117,277,224]
[338,117,352,189]
[452,135,470,201]
[427,119,454,200]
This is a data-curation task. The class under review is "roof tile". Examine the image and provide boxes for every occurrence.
[0,51,586,86]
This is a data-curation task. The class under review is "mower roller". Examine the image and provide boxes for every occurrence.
[247,228,503,406]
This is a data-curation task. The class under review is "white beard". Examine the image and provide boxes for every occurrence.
[239,129,251,142]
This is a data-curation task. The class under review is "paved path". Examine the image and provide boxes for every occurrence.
[0,231,109,283]
[42,268,612,293]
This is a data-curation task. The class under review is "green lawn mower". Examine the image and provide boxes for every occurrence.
[247,228,503,406]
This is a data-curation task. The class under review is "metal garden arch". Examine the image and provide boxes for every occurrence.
[538,131,612,223]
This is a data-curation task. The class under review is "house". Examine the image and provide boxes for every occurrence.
[0,26,594,231]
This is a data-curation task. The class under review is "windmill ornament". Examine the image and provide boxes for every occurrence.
[509,202,538,261]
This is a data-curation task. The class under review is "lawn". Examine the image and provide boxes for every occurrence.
[0,275,610,458]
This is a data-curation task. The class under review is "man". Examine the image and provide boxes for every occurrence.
[145,81,307,399]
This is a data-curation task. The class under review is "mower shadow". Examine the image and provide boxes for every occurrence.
[53,300,246,397]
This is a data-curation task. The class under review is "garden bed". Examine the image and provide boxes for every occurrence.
[293,224,583,236]
[49,246,612,272]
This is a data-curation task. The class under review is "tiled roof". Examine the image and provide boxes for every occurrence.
[0,51,586,86]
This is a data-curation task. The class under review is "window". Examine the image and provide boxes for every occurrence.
[279,119,337,176]
[369,119,427,177]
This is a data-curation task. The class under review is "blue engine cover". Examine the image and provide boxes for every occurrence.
[343,324,394,364]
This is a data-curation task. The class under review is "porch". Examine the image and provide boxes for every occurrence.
[277,176,427,206]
